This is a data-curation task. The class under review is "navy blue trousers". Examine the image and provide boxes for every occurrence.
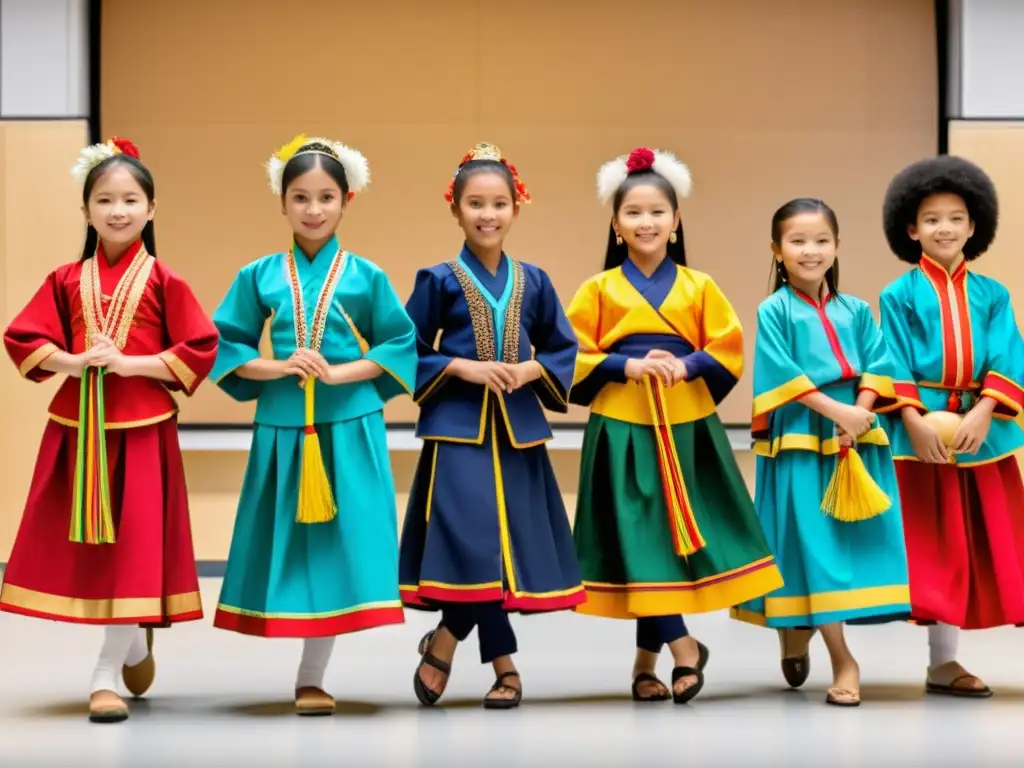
[440,602,518,664]
[636,615,688,653]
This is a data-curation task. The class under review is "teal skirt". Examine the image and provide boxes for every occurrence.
[214,411,404,638]
[733,431,911,628]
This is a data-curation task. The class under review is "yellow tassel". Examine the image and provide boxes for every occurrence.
[296,377,337,524]
[820,445,891,523]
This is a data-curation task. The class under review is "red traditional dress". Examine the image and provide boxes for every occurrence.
[1,240,217,625]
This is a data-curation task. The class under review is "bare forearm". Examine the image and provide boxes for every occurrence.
[797,390,843,421]
[855,390,877,412]
[331,359,383,384]
[40,350,82,375]
[236,358,287,381]
[123,355,177,383]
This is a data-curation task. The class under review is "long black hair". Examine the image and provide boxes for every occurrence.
[769,198,840,296]
[281,143,350,198]
[603,170,686,270]
[79,155,157,260]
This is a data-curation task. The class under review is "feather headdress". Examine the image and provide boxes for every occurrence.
[596,147,691,205]
[266,134,370,198]
[70,137,141,184]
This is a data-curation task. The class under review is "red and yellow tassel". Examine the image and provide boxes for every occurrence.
[644,376,706,556]
[296,377,337,523]
[70,367,115,544]
[821,443,891,522]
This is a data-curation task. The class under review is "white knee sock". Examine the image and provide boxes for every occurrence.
[124,628,149,667]
[296,637,336,690]
[928,622,959,669]
[90,626,138,694]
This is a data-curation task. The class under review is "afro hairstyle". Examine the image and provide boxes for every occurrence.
[882,155,998,264]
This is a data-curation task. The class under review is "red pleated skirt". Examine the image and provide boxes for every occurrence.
[0,417,202,625]
[897,457,1024,629]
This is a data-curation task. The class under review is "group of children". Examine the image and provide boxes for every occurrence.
[1,133,1023,723]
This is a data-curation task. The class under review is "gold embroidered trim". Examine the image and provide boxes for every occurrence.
[339,307,370,354]
[446,258,524,363]
[286,248,346,352]
[48,409,177,430]
[80,246,156,351]
[158,350,197,392]
[19,342,59,377]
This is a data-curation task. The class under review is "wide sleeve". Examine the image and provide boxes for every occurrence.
[979,283,1024,419]
[878,287,926,413]
[361,268,417,403]
[565,278,628,407]
[404,268,455,404]
[157,269,219,396]
[682,277,744,404]
[526,268,577,413]
[3,270,71,382]
[854,301,901,413]
[210,264,269,402]
[750,300,817,436]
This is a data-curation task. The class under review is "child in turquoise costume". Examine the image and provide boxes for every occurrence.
[210,135,417,715]
[732,199,912,708]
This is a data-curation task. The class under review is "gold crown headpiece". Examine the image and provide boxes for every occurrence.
[445,142,531,204]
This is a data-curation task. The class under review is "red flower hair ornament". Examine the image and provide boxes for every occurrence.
[445,143,531,205]
[596,146,692,205]
[70,136,142,184]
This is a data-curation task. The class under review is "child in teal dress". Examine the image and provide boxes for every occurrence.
[732,199,913,707]
[209,135,417,715]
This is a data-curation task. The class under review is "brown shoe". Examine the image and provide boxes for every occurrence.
[295,686,335,716]
[122,628,156,698]
[89,689,129,723]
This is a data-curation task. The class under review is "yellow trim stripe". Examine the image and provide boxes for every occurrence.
[0,583,201,621]
[19,342,59,377]
[752,374,816,418]
[754,427,889,458]
[215,599,401,620]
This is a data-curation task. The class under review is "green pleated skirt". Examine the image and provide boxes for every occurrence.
[573,412,783,618]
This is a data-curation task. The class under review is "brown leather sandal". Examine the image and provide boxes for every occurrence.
[89,689,129,723]
[295,686,336,716]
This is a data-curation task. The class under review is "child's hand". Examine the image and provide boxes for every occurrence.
[625,357,675,386]
[446,359,517,394]
[903,410,950,463]
[833,403,874,439]
[645,350,688,386]
[950,398,996,455]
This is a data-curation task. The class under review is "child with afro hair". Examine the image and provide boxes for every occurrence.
[879,155,1024,699]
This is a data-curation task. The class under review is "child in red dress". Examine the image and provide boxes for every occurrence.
[1,137,218,722]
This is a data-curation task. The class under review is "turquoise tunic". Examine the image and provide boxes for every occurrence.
[879,256,1024,464]
[732,287,911,628]
[209,236,417,638]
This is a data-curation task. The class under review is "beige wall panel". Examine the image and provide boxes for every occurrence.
[100,0,937,428]
[0,121,91,560]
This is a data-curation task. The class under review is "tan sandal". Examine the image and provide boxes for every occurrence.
[825,686,861,707]
[295,686,335,716]
[122,627,156,698]
[89,689,129,723]
[926,673,993,698]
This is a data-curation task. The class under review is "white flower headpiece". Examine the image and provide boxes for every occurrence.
[70,136,140,185]
[266,134,370,198]
[596,147,692,206]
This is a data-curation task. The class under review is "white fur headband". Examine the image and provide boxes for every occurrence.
[596,147,692,206]
[266,134,370,198]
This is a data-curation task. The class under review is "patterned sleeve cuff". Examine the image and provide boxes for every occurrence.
[159,350,199,395]
[18,342,60,380]
[981,371,1024,419]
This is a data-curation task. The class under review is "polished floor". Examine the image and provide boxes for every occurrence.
[2,579,1024,766]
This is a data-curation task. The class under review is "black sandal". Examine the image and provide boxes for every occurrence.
[671,641,710,705]
[632,672,671,702]
[413,631,451,707]
[483,671,522,710]
[779,628,814,689]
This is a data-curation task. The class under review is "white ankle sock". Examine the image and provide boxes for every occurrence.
[296,637,336,690]
[124,628,149,667]
[928,622,959,669]
[90,626,137,694]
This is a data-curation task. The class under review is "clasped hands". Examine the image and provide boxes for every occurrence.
[445,358,542,395]
[904,399,994,463]
[624,349,688,387]
[72,333,129,377]
[283,349,348,386]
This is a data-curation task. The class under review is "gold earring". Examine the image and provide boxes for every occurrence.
[616,234,623,245]
[669,231,678,244]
